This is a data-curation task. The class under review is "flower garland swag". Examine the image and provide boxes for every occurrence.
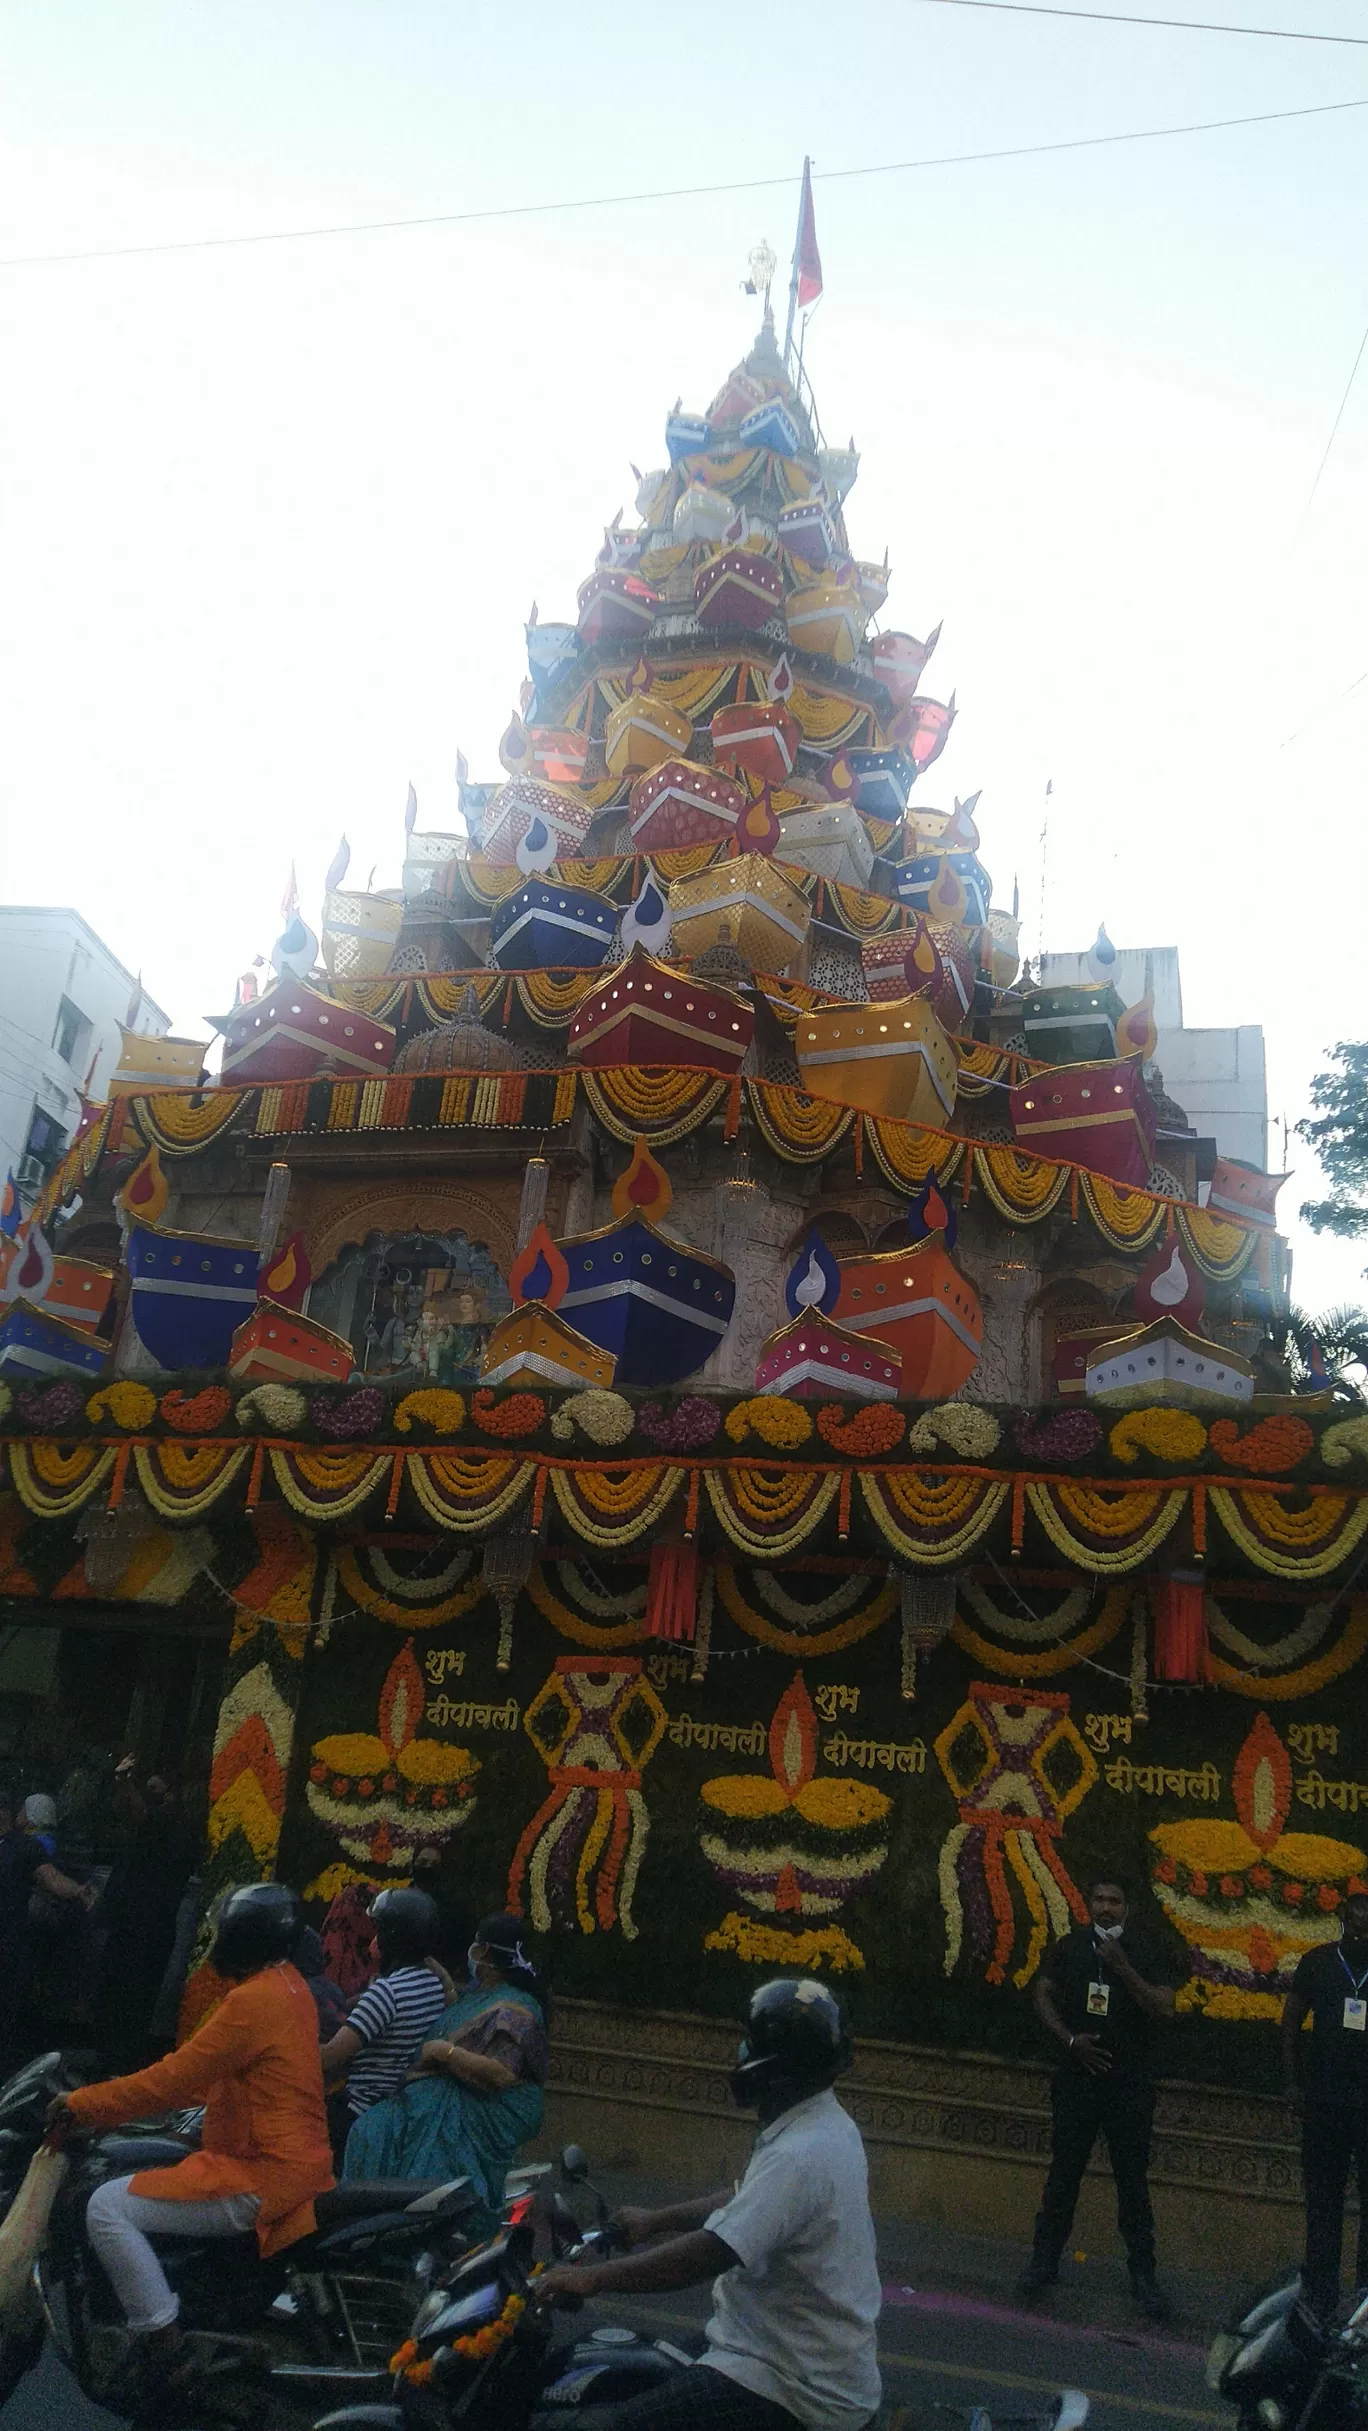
[951,1582,1130,1679]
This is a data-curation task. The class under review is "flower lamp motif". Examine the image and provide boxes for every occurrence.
[1150,1710,1368,2020]
[307,1638,480,1875]
[507,1657,668,1939]
[933,1682,1096,1987]
[699,1671,893,1974]
[783,1231,841,1320]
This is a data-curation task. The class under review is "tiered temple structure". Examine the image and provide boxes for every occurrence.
[2,296,1363,2265]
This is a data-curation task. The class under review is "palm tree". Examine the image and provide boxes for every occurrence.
[1262,1305,1368,1399]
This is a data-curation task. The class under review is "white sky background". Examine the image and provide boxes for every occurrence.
[1,1,1365,1314]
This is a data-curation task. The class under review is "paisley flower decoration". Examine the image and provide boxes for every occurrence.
[86,1381,157,1429]
[815,1402,905,1457]
[1012,1409,1103,1464]
[1109,1407,1207,1465]
[311,1386,386,1439]
[636,1397,723,1452]
[393,1389,466,1435]
[235,1383,308,1433]
[15,1381,86,1430]
[724,1397,812,1450]
[905,1404,1001,1461]
[160,1386,234,1434]
[549,1389,635,1446]
[471,1388,546,1439]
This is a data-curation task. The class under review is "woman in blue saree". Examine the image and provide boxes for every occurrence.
[342,1912,547,2217]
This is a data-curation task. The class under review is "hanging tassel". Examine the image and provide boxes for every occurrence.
[1069,1165,1079,1223]
[899,1571,959,1698]
[385,1451,404,1519]
[723,1077,742,1141]
[246,1439,265,1512]
[645,1540,699,1641]
[494,1585,516,1672]
[1128,1590,1149,1721]
[1191,1479,1207,1557]
[853,1113,864,1177]
[1151,1572,1209,1683]
[837,1470,852,1539]
[1010,1473,1025,1554]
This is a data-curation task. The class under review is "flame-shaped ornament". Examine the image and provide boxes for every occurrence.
[783,1230,842,1319]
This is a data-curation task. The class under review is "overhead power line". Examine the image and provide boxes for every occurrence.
[2,95,1364,271]
[917,0,1368,41]
[1297,312,1368,534]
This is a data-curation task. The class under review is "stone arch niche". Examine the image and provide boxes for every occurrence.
[305,1187,516,1387]
[1029,1274,1118,1403]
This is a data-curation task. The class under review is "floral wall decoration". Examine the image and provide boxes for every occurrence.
[934,1682,1096,1989]
[507,1656,667,1939]
[699,1669,903,1975]
[305,1636,480,1893]
[1150,1708,1368,2021]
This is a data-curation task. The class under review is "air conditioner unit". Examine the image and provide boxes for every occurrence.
[16,1154,47,1192]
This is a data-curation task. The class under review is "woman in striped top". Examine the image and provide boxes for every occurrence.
[320,1888,448,2131]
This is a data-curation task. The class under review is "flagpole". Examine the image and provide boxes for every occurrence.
[783,157,809,371]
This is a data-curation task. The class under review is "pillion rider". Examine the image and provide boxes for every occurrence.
[540,1976,881,2431]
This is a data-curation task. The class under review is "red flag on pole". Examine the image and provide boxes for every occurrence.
[795,158,823,309]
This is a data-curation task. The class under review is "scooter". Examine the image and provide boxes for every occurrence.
[305,2150,1091,2431]
[1208,2276,1368,2431]
[0,2047,542,2423]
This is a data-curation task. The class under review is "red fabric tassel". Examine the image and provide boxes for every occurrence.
[645,1540,699,1641]
[1151,1575,1209,1683]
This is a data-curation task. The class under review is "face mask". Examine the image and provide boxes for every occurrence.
[1094,1922,1125,1940]
[466,1944,483,1982]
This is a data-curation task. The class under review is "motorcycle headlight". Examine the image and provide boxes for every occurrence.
[1257,2402,1286,2430]
[411,2287,451,2340]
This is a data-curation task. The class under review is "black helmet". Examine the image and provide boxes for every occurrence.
[372,1886,439,1967]
[212,1883,301,1978]
[729,1977,852,2112]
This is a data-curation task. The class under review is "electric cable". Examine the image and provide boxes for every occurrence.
[1,95,1363,271]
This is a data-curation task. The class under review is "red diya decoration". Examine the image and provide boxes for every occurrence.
[612,1138,672,1222]
[824,753,858,805]
[1116,989,1159,1061]
[116,1144,169,1227]
[508,1221,570,1309]
[259,1230,312,1311]
[890,693,956,772]
[1133,1236,1207,1329]
[735,787,781,856]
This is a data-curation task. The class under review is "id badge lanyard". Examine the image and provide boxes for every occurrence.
[1339,1950,1368,2031]
[1086,1933,1113,2020]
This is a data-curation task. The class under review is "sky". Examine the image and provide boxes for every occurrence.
[1,0,1365,1312]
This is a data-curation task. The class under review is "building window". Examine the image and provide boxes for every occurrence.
[52,997,91,1070]
[19,1106,67,1189]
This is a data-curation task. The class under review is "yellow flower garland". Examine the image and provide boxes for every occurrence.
[1109,1409,1208,1465]
[394,1389,466,1434]
[705,1468,839,1560]
[333,1547,485,1630]
[974,1145,1070,1223]
[861,1474,1008,1566]
[1027,1481,1185,1571]
[1080,1172,1167,1252]
[270,1449,391,1523]
[405,1452,532,1533]
[85,1381,158,1429]
[8,1442,115,1517]
[1210,1487,1368,1582]
[527,1565,645,1648]
[950,1586,1129,1679]
[135,1442,250,1520]
[704,1912,866,1972]
[714,1560,897,1657]
[552,1463,684,1549]
[725,1398,813,1450]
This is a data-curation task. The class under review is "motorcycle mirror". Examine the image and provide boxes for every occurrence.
[560,2144,589,2183]
[549,2193,580,2258]
[1055,2397,1090,2431]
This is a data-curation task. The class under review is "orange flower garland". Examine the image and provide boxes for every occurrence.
[160,1386,234,1433]
[815,1403,905,1457]
[471,1388,547,1439]
[1208,1415,1314,1473]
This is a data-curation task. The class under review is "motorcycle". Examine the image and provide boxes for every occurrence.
[305,2149,1091,2431]
[1208,2277,1368,2431]
[0,2047,546,2423]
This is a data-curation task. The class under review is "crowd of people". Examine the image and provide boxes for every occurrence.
[8,1804,1368,2426]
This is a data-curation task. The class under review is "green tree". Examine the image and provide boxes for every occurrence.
[1263,1305,1368,1401]
[1299,1041,1368,1250]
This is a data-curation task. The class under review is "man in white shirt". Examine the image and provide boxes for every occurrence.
[540,1977,881,2431]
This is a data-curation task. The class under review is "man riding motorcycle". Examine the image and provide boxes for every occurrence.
[50,1881,333,2394]
[539,1976,882,2431]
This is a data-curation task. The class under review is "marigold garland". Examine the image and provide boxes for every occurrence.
[0,1385,10,1425]
[405,1451,532,1533]
[703,1912,866,1972]
[1204,1599,1368,1699]
[332,1547,484,1630]
[160,1386,234,1434]
[815,1403,905,1458]
[1080,1172,1168,1252]
[974,1144,1070,1223]
[7,1441,116,1518]
[1209,1486,1368,1580]
[1207,1415,1315,1473]
[552,1463,684,1549]
[1027,1481,1186,1571]
[527,1564,645,1648]
[393,1389,467,1434]
[134,1442,250,1520]
[1109,1409,1208,1466]
[582,1067,728,1147]
[746,1083,854,1163]
[713,1560,897,1656]
[85,1381,158,1430]
[706,1468,839,1559]
[391,2291,526,2384]
[725,1398,813,1450]
[270,1448,390,1522]
[950,1586,1129,1679]
[861,1473,1008,1566]
[471,1388,547,1439]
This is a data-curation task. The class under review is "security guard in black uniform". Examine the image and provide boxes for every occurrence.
[1282,1887,1368,2314]
[1019,1875,1178,2319]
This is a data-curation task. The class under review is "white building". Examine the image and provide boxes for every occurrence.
[0,909,170,1206]
[1038,943,1268,1170]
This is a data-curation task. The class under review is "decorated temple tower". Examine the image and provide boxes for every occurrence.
[2,254,1364,2259]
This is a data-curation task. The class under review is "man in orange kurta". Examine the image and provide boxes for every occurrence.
[58,1884,333,2354]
